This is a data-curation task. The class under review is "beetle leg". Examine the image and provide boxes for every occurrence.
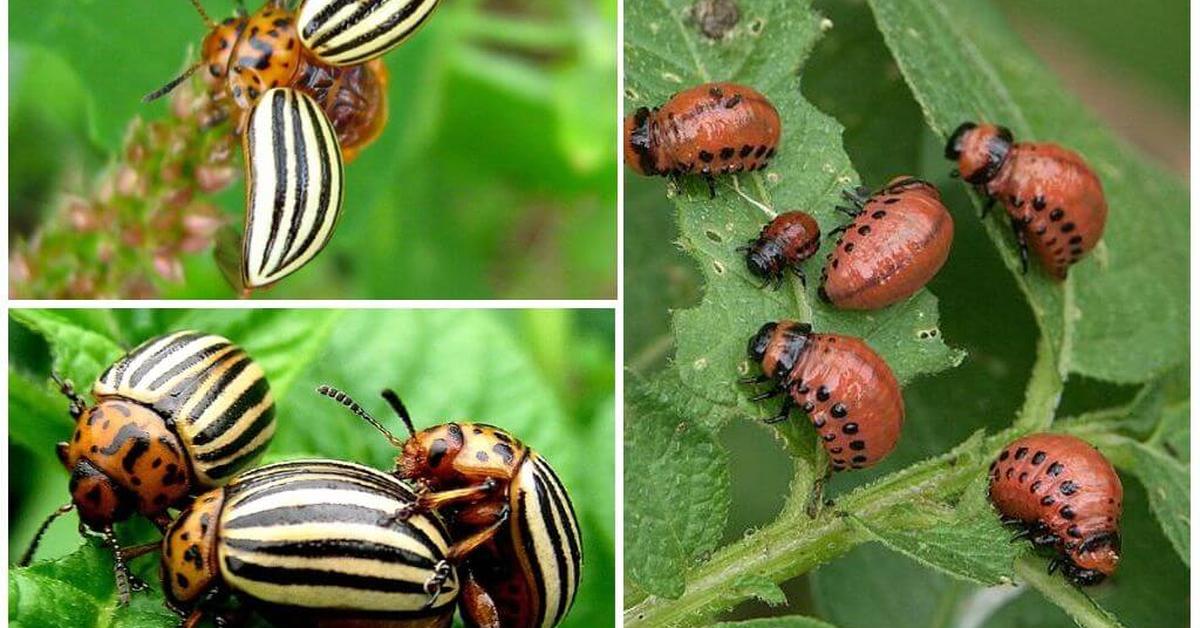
[790,266,807,288]
[102,526,140,605]
[1010,528,1033,542]
[749,387,784,402]
[1010,217,1030,274]
[390,478,501,523]
[833,205,860,218]
[826,223,852,238]
[458,571,503,628]
[19,502,74,566]
[764,396,795,424]
[1046,557,1061,575]
[704,173,717,199]
[841,188,868,210]
[739,374,771,385]
[805,465,832,517]
[447,506,511,562]
[422,560,456,609]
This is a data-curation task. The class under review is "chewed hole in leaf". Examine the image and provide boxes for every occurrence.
[662,71,684,83]
[713,260,726,275]
[917,328,940,340]
[748,17,765,35]
[693,357,709,370]
[625,87,640,100]
[705,229,724,243]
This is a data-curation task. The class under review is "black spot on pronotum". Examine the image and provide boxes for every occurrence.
[476,451,489,462]
[428,439,449,468]
[492,443,515,465]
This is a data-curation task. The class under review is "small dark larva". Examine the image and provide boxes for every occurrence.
[989,433,1123,585]
[740,211,821,288]
[319,386,583,628]
[819,177,954,310]
[161,459,459,627]
[21,331,275,603]
[945,122,1108,279]
[742,321,904,470]
[624,82,781,196]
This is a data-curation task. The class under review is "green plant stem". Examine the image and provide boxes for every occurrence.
[1013,334,1064,431]
[1014,555,1124,628]
[623,429,1015,627]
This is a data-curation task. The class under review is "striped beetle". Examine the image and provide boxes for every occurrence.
[145,0,439,291]
[20,331,276,603]
[161,459,459,627]
[319,386,583,628]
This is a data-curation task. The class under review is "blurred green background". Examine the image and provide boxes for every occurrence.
[10,308,614,626]
[9,0,616,299]
[625,0,1187,626]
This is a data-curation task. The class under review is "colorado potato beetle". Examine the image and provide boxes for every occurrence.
[945,122,1108,279]
[146,0,439,291]
[742,321,904,470]
[819,177,954,310]
[21,331,276,602]
[989,433,1123,585]
[161,459,459,627]
[318,385,583,628]
[625,82,781,196]
[739,210,821,289]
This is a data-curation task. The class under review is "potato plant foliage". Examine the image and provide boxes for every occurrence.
[623,0,1187,626]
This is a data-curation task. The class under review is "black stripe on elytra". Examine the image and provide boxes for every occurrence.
[187,356,254,442]
[537,457,582,591]
[224,503,442,553]
[317,0,423,54]
[231,461,405,497]
[194,395,274,463]
[533,469,571,626]
[127,331,208,387]
[518,484,549,626]
[330,1,434,64]
[258,91,290,275]
[278,95,336,271]
[277,91,310,268]
[146,339,234,391]
[222,556,429,594]
[222,535,437,568]
[109,333,180,387]
[202,437,271,481]
[303,0,359,40]
[242,100,262,285]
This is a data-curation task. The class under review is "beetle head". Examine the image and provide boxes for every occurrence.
[624,107,658,176]
[945,122,1013,185]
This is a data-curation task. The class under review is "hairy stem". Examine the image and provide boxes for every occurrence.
[1015,555,1124,628]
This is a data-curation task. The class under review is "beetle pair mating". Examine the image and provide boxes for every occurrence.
[625,82,1109,280]
[23,331,580,628]
[146,0,439,292]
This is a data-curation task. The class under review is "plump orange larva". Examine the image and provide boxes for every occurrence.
[819,177,953,310]
[946,123,1107,279]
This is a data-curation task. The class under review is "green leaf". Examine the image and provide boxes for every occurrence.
[1101,436,1189,567]
[10,309,122,388]
[624,372,731,598]
[866,0,1188,384]
[715,617,837,628]
[851,487,1017,586]
[626,0,962,433]
[10,542,176,628]
[731,574,787,607]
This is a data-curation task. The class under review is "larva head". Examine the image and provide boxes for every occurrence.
[882,176,941,201]
[747,320,812,380]
[161,488,225,608]
[624,107,658,176]
[945,122,1013,184]
[1066,533,1120,584]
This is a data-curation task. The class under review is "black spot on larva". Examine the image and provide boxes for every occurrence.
[699,150,714,163]
[1018,472,1027,483]
[1030,481,1042,493]
[850,440,865,451]
[1049,208,1064,221]
[844,242,855,253]
[1069,235,1083,245]
[1015,447,1028,460]
[1040,495,1055,506]
[176,573,190,589]
[1005,468,1014,479]
[822,433,836,442]
[720,147,735,160]
[740,145,754,157]
[883,197,900,205]
[725,95,742,108]
[858,225,871,236]
[1061,222,1076,233]
[816,386,831,402]
[709,86,724,98]
[755,145,768,158]
[1047,462,1064,476]
[831,403,847,418]
[1035,225,1047,235]
[86,486,102,504]
[1032,451,1046,464]
[831,259,839,269]
[842,423,858,435]
[476,451,489,462]
[1068,525,1082,538]
[999,450,1010,461]
[802,402,815,413]
[871,210,886,219]
[851,455,867,464]
[830,447,843,454]
[1046,238,1058,246]
[1033,196,1046,210]
[1059,481,1078,495]
[1060,506,1075,520]
[765,148,776,158]
[812,417,826,428]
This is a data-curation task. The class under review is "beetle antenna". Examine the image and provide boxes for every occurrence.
[19,503,74,567]
[142,61,203,103]
[49,372,86,419]
[316,385,407,448]
[381,389,419,439]
[188,0,217,28]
